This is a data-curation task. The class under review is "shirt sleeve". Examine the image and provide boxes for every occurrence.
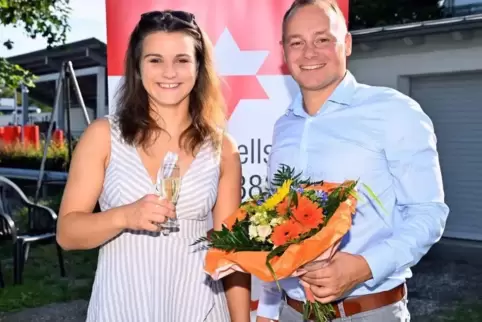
[360,97,450,287]
[256,281,284,320]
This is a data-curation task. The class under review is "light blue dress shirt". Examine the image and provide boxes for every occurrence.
[257,71,450,320]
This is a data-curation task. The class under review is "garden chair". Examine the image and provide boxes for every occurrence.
[0,176,66,286]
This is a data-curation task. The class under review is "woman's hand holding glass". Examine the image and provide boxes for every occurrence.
[155,163,181,233]
[121,194,176,232]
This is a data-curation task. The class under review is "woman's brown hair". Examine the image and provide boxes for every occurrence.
[115,10,226,154]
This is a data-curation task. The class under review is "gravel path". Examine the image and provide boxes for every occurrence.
[2,257,481,322]
[0,300,87,322]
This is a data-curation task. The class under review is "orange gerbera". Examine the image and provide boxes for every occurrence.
[292,196,324,231]
[275,192,302,216]
[271,220,303,246]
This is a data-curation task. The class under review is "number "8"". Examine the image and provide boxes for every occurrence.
[241,175,263,200]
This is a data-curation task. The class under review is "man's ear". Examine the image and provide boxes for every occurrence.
[345,32,352,57]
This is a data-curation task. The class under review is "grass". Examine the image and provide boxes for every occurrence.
[0,194,98,314]
[0,244,98,313]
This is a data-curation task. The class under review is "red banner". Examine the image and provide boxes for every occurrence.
[106,0,349,77]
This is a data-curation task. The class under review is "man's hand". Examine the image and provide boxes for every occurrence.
[299,252,373,303]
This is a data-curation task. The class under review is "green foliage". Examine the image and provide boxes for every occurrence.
[271,163,322,188]
[304,301,336,322]
[0,141,70,171]
[349,0,443,30]
[203,219,274,252]
[0,57,36,89]
[0,0,71,90]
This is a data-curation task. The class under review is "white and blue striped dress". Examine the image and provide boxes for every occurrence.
[86,116,230,322]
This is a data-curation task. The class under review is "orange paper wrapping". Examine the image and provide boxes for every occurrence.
[205,185,357,282]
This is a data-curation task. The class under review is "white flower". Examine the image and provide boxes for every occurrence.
[250,211,269,225]
[270,217,284,227]
[257,225,272,241]
[249,215,260,225]
[248,225,258,239]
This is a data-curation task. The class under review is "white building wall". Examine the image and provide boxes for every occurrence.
[347,28,482,241]
[348,29,482,92]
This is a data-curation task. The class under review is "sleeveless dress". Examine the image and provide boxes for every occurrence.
[86,116,230,322]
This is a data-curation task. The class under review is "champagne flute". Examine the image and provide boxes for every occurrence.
[155,163,181,234]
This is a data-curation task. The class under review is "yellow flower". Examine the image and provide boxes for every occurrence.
[262,179,292,210]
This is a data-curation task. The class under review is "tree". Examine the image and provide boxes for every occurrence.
[349,0,444,30]
[0,0,71,90]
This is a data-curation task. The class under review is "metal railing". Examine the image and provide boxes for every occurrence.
[0,168,67,183]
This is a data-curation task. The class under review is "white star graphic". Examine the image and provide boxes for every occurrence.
[214,28,269,76]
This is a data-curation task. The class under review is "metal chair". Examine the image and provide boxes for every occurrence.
[0,175,66,286]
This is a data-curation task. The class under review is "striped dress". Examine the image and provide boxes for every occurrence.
[86,116,230,322]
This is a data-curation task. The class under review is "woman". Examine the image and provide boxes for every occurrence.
[56,10,251,322]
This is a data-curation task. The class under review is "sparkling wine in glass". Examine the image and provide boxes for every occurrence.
[155,163,180,234]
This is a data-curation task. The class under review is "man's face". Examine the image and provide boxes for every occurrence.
[282,4,352,92]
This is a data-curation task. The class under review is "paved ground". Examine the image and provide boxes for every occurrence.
[0,301,87,322]
[407,257,482,321]
[1,257,481,322]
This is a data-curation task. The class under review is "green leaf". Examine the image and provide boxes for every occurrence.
[303,301,336,322]
[0,0,71,89]
[271,164,310,188]
[362,183,388,215]
[3,39,13,49]
[265,244,289,291]
[192,218,274,252]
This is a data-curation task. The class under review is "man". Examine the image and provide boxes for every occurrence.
[256,0,449,321]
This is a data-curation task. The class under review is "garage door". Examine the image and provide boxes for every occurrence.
[410,72,482,241]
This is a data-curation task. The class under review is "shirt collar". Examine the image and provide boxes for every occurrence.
[328,70,357,106]
[288,70,358,117]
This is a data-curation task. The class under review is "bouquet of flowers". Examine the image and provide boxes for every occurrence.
[196,164,381,321]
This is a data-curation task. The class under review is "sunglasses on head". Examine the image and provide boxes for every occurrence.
[140,10,196,23]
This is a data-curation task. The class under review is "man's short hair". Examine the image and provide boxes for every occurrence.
[281,0,347,41]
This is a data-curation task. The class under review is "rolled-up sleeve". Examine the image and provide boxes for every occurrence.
[256,281,284,320]
[360,98,450,287]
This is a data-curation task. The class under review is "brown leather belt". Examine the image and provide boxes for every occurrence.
[286,284,405,320]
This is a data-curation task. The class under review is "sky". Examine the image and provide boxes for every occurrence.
[0,0,107,58]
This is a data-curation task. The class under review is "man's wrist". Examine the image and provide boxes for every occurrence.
[354,254,373,284]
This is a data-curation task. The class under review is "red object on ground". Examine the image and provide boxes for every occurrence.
[53,129,64,146]
[23,125,40,149]
[1,126,21,144]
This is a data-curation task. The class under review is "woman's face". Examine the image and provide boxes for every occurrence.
[139,31,198,109]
